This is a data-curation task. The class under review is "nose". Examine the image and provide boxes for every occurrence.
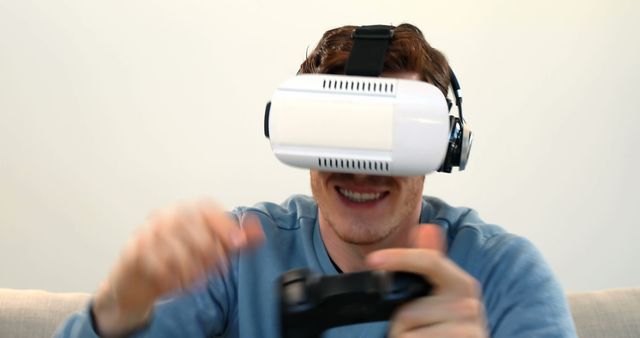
[349,174,391,185]
[351,174,369,181]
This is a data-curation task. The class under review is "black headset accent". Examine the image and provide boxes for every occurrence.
[345,25,472,173]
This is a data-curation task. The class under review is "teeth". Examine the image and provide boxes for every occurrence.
[338,188,383,203]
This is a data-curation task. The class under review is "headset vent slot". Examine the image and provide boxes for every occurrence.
[317,157,390,172]
[321,78,395,94]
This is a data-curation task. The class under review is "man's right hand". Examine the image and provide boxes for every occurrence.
[92,199,264,337]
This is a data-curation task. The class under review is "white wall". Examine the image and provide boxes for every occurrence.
[1,0,638,293]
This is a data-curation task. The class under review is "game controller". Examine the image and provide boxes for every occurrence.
[278,268,433,338]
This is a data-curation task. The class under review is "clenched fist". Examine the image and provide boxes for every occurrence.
[368,224,488,338]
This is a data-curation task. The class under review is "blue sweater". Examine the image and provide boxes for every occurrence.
[55,195,577,337]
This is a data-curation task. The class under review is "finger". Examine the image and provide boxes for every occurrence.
[173,205,219,268]
[389,295,450,335]
[197,199,247,251]
[157,226,201,289]
[411,224,445,253]
[159,206,217,286]
[366,249,479,297]
[113,234,169,309]
[155,207,207,287]
[131,225,178,296]
[389,320,486,338]
[388,295,484,336]
[142,241,179,293]
[200,213,264,279]
[239,212,265,248]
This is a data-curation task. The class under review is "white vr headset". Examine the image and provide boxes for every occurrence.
[263,25,472,176]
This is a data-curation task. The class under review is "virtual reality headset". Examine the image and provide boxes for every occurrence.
[264,25,472,176]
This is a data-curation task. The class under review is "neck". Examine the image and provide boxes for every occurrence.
[319,203,422,273]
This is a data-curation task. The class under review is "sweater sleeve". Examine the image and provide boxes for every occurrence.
[53,262,238,338]
[477,234,577,338]
[53,209,252,338]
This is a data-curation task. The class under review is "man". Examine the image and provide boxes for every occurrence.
[55,23,577,337]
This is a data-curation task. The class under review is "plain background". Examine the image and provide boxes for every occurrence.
[1,0,638,293]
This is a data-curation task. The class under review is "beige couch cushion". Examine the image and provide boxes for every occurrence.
[568,288,640,338]
[1,287,640,337]
[0,288,90,338]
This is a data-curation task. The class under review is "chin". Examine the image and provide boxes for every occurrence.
[326,213,400,245]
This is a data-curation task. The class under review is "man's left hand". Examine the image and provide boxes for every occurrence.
[366,224,488,338]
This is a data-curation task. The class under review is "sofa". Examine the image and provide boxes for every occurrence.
[1,287,639,337]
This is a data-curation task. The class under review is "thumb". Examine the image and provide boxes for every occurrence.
[411,223,446,253]
[239,212,265,249]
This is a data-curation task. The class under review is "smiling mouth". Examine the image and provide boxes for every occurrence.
[336,187,389,203]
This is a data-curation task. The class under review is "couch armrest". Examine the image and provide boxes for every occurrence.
[568,288,640,338]
[0,288,91,338]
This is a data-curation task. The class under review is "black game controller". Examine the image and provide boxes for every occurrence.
[278,268,433,338]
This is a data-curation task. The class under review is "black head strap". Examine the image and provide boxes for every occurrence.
[345,25,395,77]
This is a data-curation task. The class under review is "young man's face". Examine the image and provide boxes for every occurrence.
[311,71,425,246]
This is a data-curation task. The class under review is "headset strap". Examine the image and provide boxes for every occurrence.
[345,25,394,77]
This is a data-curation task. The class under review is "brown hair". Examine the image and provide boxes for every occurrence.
[298,23,451,96]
